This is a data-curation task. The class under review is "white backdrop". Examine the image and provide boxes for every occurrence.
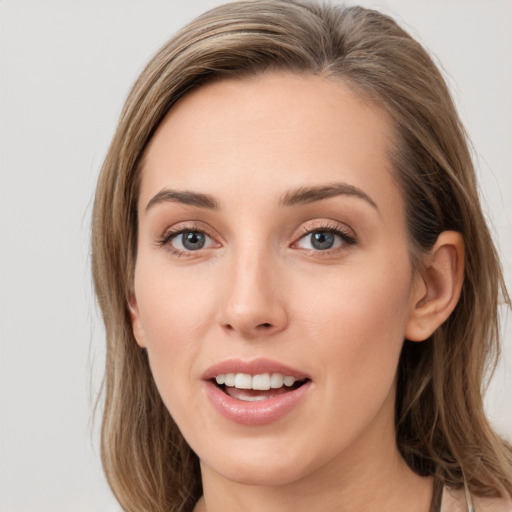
[1,1,510,511]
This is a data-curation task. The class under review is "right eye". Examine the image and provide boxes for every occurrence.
[169,230,214,252]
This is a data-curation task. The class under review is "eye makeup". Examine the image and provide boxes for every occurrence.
[154,217,357,259]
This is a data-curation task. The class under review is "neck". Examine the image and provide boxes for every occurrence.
[195,392,433,512]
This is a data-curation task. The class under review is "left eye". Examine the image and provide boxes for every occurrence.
[295,230,350,251]
[170,230,214,251]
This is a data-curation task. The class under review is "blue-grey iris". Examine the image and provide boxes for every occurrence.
[311,231,335,250]
[182,231,206,250]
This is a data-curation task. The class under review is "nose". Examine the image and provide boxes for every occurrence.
[217,247,288,338]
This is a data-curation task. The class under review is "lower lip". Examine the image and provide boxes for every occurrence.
[204,380,311,426]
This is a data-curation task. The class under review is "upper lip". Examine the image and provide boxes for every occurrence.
[202,358,310,381]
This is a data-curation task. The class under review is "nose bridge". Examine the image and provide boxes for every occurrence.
[218,238,287,336]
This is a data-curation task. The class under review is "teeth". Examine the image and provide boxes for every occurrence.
[234,373,252,389]
[215,372,298,390]
[283,375,295,386]
[238,395,269,402]
[270,373,284,388]
[224,373,235,387]
[252,374,271,390]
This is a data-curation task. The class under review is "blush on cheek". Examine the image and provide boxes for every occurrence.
[127,72,423,491]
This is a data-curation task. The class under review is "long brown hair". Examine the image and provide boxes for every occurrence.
[91,2,512,511]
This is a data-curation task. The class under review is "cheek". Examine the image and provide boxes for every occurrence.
[296,251,412,337]
[133,264,218,410]
[293,252,413,395]
[135,260,216,342]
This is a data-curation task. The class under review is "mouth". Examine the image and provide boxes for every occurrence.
[203,359,312,425]
[213,372,310,402]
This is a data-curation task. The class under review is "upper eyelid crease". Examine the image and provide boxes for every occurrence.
[158,223,214,242]
[157,223,355,257]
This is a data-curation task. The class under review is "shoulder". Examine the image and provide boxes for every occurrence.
[442,486,512,512]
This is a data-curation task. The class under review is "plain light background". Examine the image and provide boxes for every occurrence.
[0,1,510,510]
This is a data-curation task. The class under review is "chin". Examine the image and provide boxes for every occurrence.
[194,425,340,488]
[204,453,315,487]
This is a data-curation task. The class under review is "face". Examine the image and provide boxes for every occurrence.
[131,73,423,487]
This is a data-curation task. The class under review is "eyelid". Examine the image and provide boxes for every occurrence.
[296,219,355,238]
[156,221,221,255]
[291,219,357,252]
[155,218,356,256]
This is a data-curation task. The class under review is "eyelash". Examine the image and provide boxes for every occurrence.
[156,222,356,257]
[294,223,356,254]
[156,223,216,257]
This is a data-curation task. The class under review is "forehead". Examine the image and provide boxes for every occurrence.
[139,72,401,216]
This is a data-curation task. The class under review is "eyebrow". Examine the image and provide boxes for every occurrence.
[145,182,378,212]
[146,189,219,211]
[280,182,379,210]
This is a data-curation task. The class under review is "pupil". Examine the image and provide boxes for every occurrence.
[311,231,334,250]
[183,231,205,250]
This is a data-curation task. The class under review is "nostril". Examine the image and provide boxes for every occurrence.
[258,323,272,329]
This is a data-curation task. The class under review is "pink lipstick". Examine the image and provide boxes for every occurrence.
[202,358,312,426]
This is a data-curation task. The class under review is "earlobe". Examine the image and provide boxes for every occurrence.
[128,293,146,348]
[405,231,465,342]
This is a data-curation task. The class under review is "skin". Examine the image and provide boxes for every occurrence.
[130,73,464,512]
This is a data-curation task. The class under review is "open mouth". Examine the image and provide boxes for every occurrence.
[213,373,309,402]
[204,362,312,424]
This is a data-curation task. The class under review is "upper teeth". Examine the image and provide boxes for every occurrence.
[215,373,297,390]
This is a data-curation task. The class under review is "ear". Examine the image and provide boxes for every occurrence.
[128,293,147,348]
[405,231,465,342]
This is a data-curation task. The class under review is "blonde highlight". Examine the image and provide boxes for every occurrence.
[91,2,512,510]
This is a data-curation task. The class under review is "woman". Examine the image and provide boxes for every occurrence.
[91,1,512,511]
